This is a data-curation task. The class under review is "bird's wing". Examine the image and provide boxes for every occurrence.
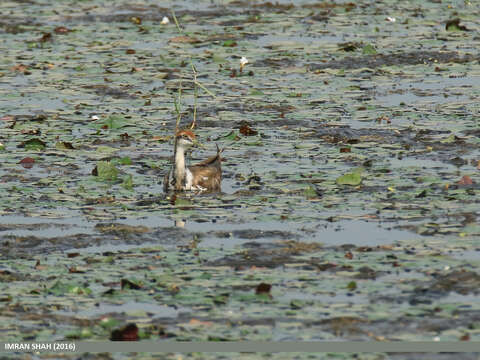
[193,144,222,167]
[188,164,222,190]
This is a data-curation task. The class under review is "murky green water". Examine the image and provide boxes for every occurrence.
[1,0,480,358]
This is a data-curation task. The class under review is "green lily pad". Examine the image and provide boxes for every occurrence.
[362,44,377,55]
[95,161,119,181]
[48,281,92,296]
[122,174,133,190]
[304,185,318,199]
[336,172,362,186]
[94,114,130,130]
[23,138,46,151]
[222,130,240,141]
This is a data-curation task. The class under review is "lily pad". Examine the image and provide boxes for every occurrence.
[94,161,119,181]
[23,138,46,151]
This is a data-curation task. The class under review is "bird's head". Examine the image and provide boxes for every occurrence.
[175,129,197,150]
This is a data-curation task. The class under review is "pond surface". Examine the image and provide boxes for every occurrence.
[1,0,480,358]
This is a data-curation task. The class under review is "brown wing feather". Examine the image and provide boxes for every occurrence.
[188,145,222,191]
[189,164,221,190]
[193,144,222,167]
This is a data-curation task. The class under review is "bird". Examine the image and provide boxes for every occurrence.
[163,129,222,192]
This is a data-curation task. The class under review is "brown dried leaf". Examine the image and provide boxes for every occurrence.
[19,157,35,169]
[255,282,271,295]
[110,323,139,341]
[11,64,30,74]
[121,278,142,290]
[457,175,474,186]
[239,124,258,136]
[54,26,71,34]
[39,32,52,42]
[169,36,200,44]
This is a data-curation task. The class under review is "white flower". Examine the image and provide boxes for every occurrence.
[444,265,450,271]
[433,336,440,342]
[240,56,249,67]
[91,115,99,121]
[386,16,396,22]
[161,16,170,25]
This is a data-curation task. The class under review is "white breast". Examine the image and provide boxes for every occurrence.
[184,168,194,190]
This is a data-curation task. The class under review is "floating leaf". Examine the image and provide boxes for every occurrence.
[440,134,459,144]
[22,138,46,151]
[446,18,469,32]
[55,141,75,150]
[255,283,271,295]
[54,26,71,34]
[48,281,91,296]
[213,294,229,305]
[222,40,237,47]
[110,323,139,341]
[250,89,264,96]
[212,54,227,63]
[336,172,362,186]
[94,161,119,181]
[19,157,35,169]
[175,197,193,207]
[347,281,357,291]
[121,278,143,290]
[122,174,133,190]
[169,36,200,44]
[66,328,94,340]
[457,175,474,186]
[112,156,132,165]
[290,299,306,309]
[151,135,172,142]
[222,130,240,141]
[304,185,318,199]
[362,44,377,55]
[100,317,121,330]
[94,115,129,130]
[239,124,258,136]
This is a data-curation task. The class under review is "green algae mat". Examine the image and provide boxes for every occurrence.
[1,0,480,359]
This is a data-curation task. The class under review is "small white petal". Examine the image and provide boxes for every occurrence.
[240,56,249,66]
[433,337,440,342]
[386,16,396,22]
[91,115,99,120]
[444,265,450,271]
[161,16,170,25]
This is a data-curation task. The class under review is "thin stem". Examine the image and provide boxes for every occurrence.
[175,80,182,131]
[191,64,198,129]
[171,10,182,34]
[194,80,216,98]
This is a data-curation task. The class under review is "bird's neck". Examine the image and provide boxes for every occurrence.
[174,145,187,189]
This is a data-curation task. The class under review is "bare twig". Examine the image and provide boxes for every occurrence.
[191,64,198,129]
[171,9,182,34]
[194,80,216,98]
[174,80,183,132]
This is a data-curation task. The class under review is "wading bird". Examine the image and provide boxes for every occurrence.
[164,130,222,192]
